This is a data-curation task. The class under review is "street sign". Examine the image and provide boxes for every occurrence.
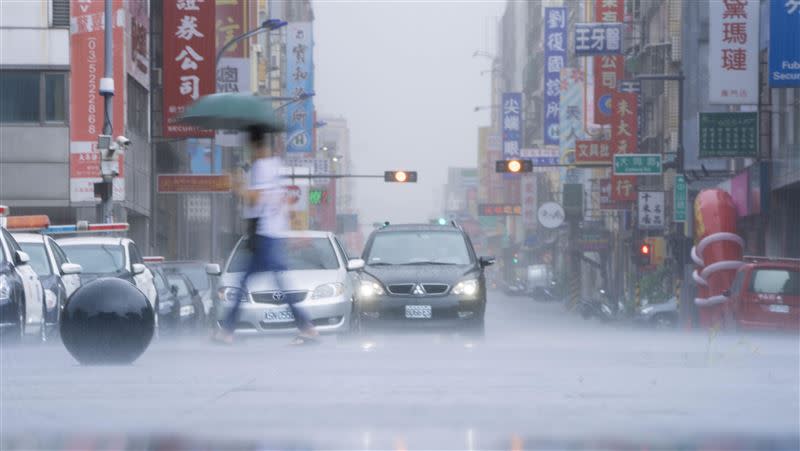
[157,174,232,193]
[613,154,662,175]
[537,202,565,229]
[637,191,665,230]
[674,174,687,222]
[699,112,758,158]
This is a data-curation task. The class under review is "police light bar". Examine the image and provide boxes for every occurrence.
[44,222,129,234]
[143,256,165,263]
[5,215,51,231]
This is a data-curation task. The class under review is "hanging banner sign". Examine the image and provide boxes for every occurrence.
[674,174,687,222]
[501,92,522,158]
[708,0,759,104]
[544,7,567,146]
[638,191,665,230]
[285,22,315,153]
[769,0,800,87]
[575,140,612,164]
[574,23,623,56]
[593,0,625,125]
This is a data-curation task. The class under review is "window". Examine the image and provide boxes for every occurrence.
[51,0,70,28]
[365,231,472,266]
[129,243,144,265]
[127,76,148,136]
[19,243,53,276]
[60,244,126,274]
[751,269,800,296]
[227,237,341,273]
[0,71,67,124]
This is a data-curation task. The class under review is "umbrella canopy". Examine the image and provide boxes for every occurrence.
[180,93,285,132]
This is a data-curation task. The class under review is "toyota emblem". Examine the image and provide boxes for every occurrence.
[272,291,285,301]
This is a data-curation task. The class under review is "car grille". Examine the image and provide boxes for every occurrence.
[387,283,450,295]
[251,291,307,305]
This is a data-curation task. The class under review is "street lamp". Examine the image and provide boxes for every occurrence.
[215,19,287,70]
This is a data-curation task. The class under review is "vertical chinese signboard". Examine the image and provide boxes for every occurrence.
[544,7,566,146]
[216,0,251,146]
[127,0,149,89]
[610,91,638,201]
[285,22,314,153]
[560,68,585,184]
[637,191,665,230]
[163,0,215,138]
[594,0,624,125]
[70,0,126,202]
[769,0,800,87]
[501,92,522,158]
[709,0,759,104]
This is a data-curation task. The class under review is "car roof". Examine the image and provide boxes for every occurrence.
[10,232,46,244]
[256,230,334,239]
[57,236,126,246]
[743,261,800,271]
[375,223,462,233]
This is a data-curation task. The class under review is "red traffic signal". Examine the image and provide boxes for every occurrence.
[496,159,533,173]
[638,242,652,266]
[640,244,651,255]
[384,171,418,183]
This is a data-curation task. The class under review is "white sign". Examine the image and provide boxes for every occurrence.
[637,191,665,230]
[709,0,759,104]
[537,202,565,229]
[215,57,251,146]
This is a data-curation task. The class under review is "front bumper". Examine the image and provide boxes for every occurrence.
[357,293,485,329]
[215,295,352,335]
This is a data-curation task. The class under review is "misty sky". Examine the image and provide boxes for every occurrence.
[314,1,504,228]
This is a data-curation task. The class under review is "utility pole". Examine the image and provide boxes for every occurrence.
[96,0,117,224]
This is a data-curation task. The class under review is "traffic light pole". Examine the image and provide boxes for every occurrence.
[98,0,114,224]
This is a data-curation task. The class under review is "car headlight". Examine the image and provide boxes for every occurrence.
[312,283,344,300]
[44,289,58,310]
[179,305,195,317]
[452,279,479,298]
[0,275,11,302]
[640,306,654,315]
[358,279,385,298]
[218,286,247,303]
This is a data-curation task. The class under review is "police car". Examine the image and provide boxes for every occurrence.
[11,228,82,341]
[54,224,158,317]
[0,207,46,342]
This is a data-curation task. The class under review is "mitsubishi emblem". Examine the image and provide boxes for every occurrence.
[412,284,425,296]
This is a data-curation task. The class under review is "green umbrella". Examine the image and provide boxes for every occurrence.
[180,93,285,133]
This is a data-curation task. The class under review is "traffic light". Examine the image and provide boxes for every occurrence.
[638,242,652,266]
[384,171,418,183]
[512,253,520,264]
[495,159,533,173]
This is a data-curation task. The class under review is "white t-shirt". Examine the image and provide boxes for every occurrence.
[245,157,288,237]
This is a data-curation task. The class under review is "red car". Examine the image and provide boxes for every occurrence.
[726,257,800,332]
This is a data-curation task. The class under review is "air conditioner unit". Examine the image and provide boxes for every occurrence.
[153,68,162,86]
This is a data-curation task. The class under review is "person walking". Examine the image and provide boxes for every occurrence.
[214,127,319,345]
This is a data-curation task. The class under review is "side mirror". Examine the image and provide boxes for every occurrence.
[347,258,365,271]
[723,289,731,297]
[479,256,496,267]
[61,263,82,275]
[14,251,30,265]
[132,263,146,275]
[206,263,222,276]
[171,285,179,296]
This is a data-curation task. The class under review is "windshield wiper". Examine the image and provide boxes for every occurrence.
[399,261,457,266]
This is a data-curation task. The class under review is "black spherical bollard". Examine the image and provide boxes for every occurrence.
[60,278,154,365]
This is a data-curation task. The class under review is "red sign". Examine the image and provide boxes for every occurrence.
[575,140,612,164]
[600,179,629,209]
[163,0,215,138]
[610,90,638,201]
[479,204,522,216]
[216,0,249,58]
[593,0,624,125]
[157,174,232,193]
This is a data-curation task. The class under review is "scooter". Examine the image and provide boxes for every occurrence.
[578,289,616,322]
[532,281,559,302]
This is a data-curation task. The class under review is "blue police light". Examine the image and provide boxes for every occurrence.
[437,218,448,225]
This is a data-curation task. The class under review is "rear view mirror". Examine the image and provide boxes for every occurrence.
[61,263,82,275]
[347,259,365,271]
[479,256,495,267]
[132,263,146,275]
[14,251,30,265]
[206,263,222,276]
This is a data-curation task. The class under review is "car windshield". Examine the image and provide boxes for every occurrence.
[227,237,340,273]
[166,264,209,290]
[167,275,190,297]
[18,242,51,276]
[751,269,800,296]
[152,269,167,292]
[60,244,126,274]
[365,231,471,265]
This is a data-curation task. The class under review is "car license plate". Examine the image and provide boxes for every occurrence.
[405,305,432,319]
[768,304,790,314]
[264,309,294,321]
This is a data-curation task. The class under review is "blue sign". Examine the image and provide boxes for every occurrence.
[187,139,222,174]
[285,22,314,153]
[501,92,522,158]
[769,0,800,87]
[544,7,567,146]
[574,23,623,56]
[530,156,559,166]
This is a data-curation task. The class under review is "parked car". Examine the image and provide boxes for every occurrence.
[162,261,218,324]
[147,261,181,334]
[0,226,45,342]
[164,272,205,331]
[208,230,362,335]
[12,233,82,341]
[727,256,800,332]
[636,297,678,329]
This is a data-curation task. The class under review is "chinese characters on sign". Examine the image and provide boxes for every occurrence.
[478,204,522,217]
[610,90,639,201]
[574,23,623,56]
[560,68,585,184]
[285,22,314,153]
[216,0,249,59]
[537,202,565,229]
[600,179,628,210]
[575,140,612,164]
[157,174,232,193]
[127,0,149,89]
[698,112,758,158]
[593,0,624,125]
[613,154,662,175]
[502,93,522,158]
[544,7,567,146]
[709,0,759,103]
[674,174,687,222]
[163,0,214,138]
[521,147,559,173]
[769,0,800,87]
[638,191,665,230]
